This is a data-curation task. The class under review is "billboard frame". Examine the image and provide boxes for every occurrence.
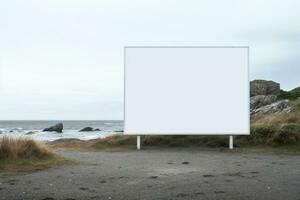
[123,46,250,149]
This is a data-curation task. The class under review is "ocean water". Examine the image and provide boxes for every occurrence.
[0,120,123,142]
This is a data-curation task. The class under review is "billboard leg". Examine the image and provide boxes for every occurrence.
[137,136,141,150]
[229,136,233,149]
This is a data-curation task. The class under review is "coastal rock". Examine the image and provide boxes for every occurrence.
[251,100,291,115]
[26,131,36,135]
[250,80,280,97]
[79,127,93,132]
[115,130,124,133]
[250,95,277,111]
[79,127,100,132]
[43,123,63,133]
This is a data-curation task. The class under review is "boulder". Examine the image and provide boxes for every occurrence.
[79,127,94,132]
[250,95,277,111]
[26,131,36,135]
[43,123,63,133]
[250,80,280,97]
[251,100,291,115]
[94,128,101,131]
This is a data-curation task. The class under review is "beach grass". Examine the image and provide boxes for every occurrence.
[87,101,300,151]
[87,135,300,151]
[247,100,300,145]
[88,135,230,150]
[49,100,300,152]
[0,136,71,171]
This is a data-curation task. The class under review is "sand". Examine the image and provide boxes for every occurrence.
[0,148,299,200]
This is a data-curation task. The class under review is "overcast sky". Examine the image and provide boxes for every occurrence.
[0,0,299,120]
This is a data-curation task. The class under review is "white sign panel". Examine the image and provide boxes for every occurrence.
[124,47,249,135]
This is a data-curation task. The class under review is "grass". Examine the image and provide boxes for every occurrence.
[88,135,231,150]
[48,100,300,153]
[0,136,71,172]
[247,100,300,145]
[84,135,300,154]
[86,100,300,151]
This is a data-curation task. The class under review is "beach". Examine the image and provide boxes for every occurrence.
[0,148,299,200]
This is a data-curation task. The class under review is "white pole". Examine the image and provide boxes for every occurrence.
[229,135,233,149]
[137,136,141,150]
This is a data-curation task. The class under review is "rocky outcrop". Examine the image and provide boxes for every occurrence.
[79,127,93,132]
[43,123,63,133]
[26,131,36,135]
[79,127,101,132]
[250,80,294,115]
[251,100,291,115]
[250,95,277,111]
[250,80,280,97]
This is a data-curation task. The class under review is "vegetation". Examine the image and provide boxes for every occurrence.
[0,137,70,171]
[278,89,300,100]
[87,101,300,151]
[89,135,229,149]
[247,100,300,145]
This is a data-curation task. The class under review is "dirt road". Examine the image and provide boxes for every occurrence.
[0,149,299,200]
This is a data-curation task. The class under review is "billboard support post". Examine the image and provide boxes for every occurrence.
[229,136,233,149]
[137,136,141,150]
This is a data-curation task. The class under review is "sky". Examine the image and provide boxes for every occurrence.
[0,0,299,120]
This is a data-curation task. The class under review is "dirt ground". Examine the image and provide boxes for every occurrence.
[0,148,299,200]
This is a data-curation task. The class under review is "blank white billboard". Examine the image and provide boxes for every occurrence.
[124,47,249,135]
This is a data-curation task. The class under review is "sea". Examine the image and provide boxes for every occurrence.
[0,120,123,142]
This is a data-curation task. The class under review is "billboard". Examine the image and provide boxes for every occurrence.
[124,47,249,135]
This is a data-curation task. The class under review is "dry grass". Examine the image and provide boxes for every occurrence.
[89,101,300,149]
[242,100,300,145]
[89,135,229,150]
[88,134,300,153]
[49,101,300,152]
[0,136,71,171]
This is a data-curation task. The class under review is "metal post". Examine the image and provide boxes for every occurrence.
[137,136,141,150]
[229,135,233,149]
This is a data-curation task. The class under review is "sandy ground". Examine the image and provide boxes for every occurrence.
[0,148,300,200]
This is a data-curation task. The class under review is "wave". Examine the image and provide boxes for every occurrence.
[0,129,117,142]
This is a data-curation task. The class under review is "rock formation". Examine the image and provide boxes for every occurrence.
[250,80,293,116]
[43,123,63,133]
[79,127,101,132]
[250,80,280,97]
[250,95,277,111]
[251,100,291,115]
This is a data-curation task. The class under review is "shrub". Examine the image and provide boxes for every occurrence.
[278,90,300,100]
[0,136,53,160]
[273,124,300,145]
[250,126,276,144]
